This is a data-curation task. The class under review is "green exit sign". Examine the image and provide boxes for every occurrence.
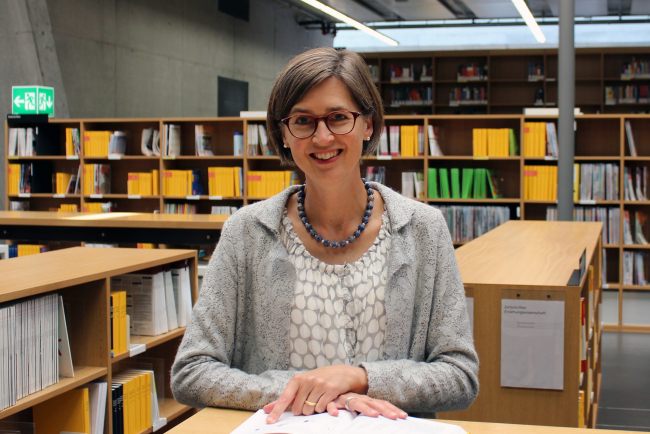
[12,86,55,117]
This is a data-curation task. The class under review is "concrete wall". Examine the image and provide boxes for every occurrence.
[0,0,333,209]
[49,0,333,118]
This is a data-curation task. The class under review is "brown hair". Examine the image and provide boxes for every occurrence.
[266,47,384,166]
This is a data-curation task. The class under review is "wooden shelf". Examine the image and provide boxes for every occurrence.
[9,194,82,198]
[112,328,187,363]
[7,156,76,160]
[83,156,159,160]
[163,156,245,160]
[162,196,244,201]
[160,398,194,421]
[364,156,425,160]
[0,366,107,419]
[621,285,650,290]
[428,156,520,160]
[84,194,160,199]
[428,198,520,203]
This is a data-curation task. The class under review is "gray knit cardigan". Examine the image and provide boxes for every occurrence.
[171,183,479,416]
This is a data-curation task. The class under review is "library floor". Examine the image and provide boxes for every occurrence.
[596,332,650,431]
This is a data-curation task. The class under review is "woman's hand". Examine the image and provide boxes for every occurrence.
[263,365,368,423]
[326,393,408,420]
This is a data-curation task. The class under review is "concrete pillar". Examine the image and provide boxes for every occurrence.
[557,0,575,221]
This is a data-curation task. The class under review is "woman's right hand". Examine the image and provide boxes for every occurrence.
[325,393,408,419]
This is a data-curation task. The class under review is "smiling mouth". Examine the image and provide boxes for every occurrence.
[312,150,342,160]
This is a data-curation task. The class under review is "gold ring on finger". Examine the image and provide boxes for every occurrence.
[304,400,317,407]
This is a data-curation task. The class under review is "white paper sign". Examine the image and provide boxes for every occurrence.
[501,299,564,390]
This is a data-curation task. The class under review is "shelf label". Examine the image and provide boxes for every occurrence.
[544,156,558,161]
[8,156,19,160]
[377,155,392,160]
[128,195,141,199]
[66,155,80,160]
[579,200,597,205]
[129,343,147,357]
[162,155,176,160]
[108,154,122,160]
[90,194,103,199]
[18,193,31,198]
[209,196,223,200]
[603,283,609,289]
[473,156,489,160]
[186,195,200,200]
[53,194,66,198]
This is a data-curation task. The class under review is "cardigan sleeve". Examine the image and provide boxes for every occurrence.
[359,210,479,414]
[170,217,299,410]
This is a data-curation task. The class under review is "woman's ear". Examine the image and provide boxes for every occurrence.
[364,117,373,140]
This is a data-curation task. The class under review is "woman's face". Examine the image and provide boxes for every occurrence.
[281,77,373,185]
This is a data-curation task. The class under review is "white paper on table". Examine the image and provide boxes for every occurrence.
[501,299,565,390]
[58,296,74,378]
[465,297,474,332]
[230,410,467,434]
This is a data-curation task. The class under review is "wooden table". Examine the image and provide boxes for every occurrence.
[166,408,637,434]
[0,210,227,245]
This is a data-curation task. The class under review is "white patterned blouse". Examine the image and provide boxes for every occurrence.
[280,210,392,370]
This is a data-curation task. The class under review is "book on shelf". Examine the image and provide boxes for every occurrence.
[171,260,193,327]
[111,267,172,337]
[401,172,424,199]
[247,171,300,198]
[439,168,451,198]
[140,128,159,157]
[1,293,69,411]
[163,265,179,331]
[449,86,486,106]
[83,202,115,213]
[127,171,159,196]
[621,58,650,79]
[472,168,486,199]
[625,121,637,157]
[195,125,214,156]
[33,387,91,434]
[427,168,438,199]
[486,169,503,199]
[472,128,515,157]
[108,132,127,156]
[606,85,649,105]
[623,210,634,244]
[162,170,203,196]
[427,125,443,156]
[623,250,647,285]
[83,164,111,195]
[457,63,488,81]
[576,163,619,201]
[461,168,473,199]
[87,382,108,434]
[208,167,243,197]
[55,172,72,195]
[635,211,649,245]
[164,203,197,214]
[524,122,557,157]
[433,205,510,243]
[9,200,29,211]
[528,62,544,80]
[546,206,619,245]
[450,168,461,199]
[211,206,238,215]
[232,409,467,434]
[110,291,127,356]
[389,64,414,82]
[66,127,81,157]
[7,161,53,195]
[389,86,432,106]
[58,204,79,212]
[377,126,389,156]
[524,165,558,201]
[162,124,181,157]
[365,166,386,185]
[366,64,379,82]
[7,125,59,156]
[246,124,272,156]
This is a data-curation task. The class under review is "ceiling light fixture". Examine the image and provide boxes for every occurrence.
[510,0,546,43]
[299,0,399,46]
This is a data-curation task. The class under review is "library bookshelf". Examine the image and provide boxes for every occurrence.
[0,247,199,433]
[362,47,650,115]
[439,221,603,428]
[4,113,650,333]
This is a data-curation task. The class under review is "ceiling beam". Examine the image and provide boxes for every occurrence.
[437,0,477,19]
[351,0,404,21]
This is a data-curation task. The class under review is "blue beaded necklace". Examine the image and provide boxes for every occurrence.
[297,178,374,249]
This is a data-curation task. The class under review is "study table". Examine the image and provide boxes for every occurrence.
[166,408,636,434]
[0,210,227,245]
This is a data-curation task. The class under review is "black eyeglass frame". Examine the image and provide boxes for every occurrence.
[280,110,363,139]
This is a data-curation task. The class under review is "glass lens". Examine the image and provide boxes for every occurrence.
[288,115,316,138]
[326,111,355,134]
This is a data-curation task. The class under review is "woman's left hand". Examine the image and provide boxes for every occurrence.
[263,365,368,423]
[326,393,408,420]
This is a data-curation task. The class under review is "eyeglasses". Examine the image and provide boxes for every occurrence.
[281,110,362,139]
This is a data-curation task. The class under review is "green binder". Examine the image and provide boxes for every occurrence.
[473,168,486,199]
[461,168,474,199]
[439,168,451,198]
[428,168,438,198]
[450,168,461,199]
[509,128,519,156]
[487,169,504,198]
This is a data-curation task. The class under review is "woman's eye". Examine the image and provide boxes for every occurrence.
[294,116,312,125]
[331,113,349,121]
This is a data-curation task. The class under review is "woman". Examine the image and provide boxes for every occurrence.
[171,47,478,424]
